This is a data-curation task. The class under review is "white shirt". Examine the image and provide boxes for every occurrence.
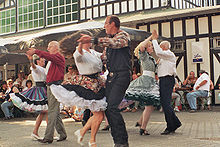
[193,73,210,91]
[152,40,176,78]
[30,65,46,82]
[73,49,103,75]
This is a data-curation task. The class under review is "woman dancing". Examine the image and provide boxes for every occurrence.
[125,35,160,135]
[50,30,106,147]
[10,55,48,140]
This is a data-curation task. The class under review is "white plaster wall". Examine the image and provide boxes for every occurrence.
[186,39,197,75]
[139,25,148,32]
[198,17,208,34]
[161,22,170,38]
[186,19,195,36]
[212,15,220,33]
[174,20,182,37]
[150,24,158,33]
[176,56,185,82]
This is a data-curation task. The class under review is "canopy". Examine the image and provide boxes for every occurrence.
[1,21,165,52]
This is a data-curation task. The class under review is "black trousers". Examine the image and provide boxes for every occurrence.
[105,71,131,145]
[159,76,181,131]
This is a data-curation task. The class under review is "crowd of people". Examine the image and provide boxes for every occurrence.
[0,15,219,147]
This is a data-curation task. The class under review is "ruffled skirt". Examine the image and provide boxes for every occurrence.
[50,84,107,112]
[125,75,160,106]
[10,87,48,113]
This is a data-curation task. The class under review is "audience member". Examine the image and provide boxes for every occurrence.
[186,70,210,112]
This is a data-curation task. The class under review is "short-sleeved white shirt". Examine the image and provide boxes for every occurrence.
[193,73,210,91]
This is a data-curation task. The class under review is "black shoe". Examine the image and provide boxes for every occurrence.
[3,117,10,120]
[161,129,175,135]
[57,137,67,142]
[135,122,141,127]
[114,143,129,147]
[38,138,53,144]
[101,125,110,131]
[139,129,150,135]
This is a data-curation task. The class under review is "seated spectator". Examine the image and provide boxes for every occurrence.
[200,80,214,110]
[1,79,19,120]
[186,70,210,113]
[183,71,197,88]
[22,80,33,91]
[15,72,24,90]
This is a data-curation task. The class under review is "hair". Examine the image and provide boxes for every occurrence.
[160,41,171,49]
[108,15,120,29]
[7,79,13,85]
[34,58,40,65]
[134,41,152,59]
[25,80,33,87]
[199,70,208,75]
[59,30,93,58]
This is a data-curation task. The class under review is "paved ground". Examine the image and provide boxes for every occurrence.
[1,108,220,147]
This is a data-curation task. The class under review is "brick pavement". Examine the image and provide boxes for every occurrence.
[1,109,220,147]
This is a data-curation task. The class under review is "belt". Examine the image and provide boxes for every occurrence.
[47,80,63,86]
[36,82,46,87]
[159,75,174,79]
[142,70,155,78]
[109,70,130,77]
[84,72,100,79]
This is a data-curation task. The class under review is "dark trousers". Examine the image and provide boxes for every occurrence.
[83,109,91,122]
[105,71,130,145]
[159,76,181,131]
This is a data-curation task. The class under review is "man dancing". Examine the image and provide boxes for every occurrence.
[27,41,67,144]
[151,30,181,135]
[78,15,131,147]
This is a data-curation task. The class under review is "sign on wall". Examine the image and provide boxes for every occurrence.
[191,42,204,63]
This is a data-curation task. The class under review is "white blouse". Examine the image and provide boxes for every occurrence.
[30,65,46,82]
[73,48,103,75]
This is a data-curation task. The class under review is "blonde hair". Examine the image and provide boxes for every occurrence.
[134,41,152,59]
[7,79,13,85]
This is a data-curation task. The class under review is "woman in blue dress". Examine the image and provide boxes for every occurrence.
[125,35,160,135]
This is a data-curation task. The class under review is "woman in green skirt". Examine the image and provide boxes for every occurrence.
[125,35,160,135]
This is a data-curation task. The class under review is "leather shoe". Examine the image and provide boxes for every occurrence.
[161,129,175,135]
[57,137,67,142]
[38,138,53,144]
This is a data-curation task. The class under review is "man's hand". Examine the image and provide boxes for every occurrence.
[26,54,33,60]
[77,34,92,44]
[152,30,158,40]
[26,48,36,56]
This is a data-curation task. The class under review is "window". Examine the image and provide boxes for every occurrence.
[17,0,44,31]
[0,8,16,34]
[46,0,78,26]
[172,40,184,52]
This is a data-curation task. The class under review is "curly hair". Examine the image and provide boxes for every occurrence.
[59,30,93,58]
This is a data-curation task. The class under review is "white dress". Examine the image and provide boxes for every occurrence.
[50,48,107,112]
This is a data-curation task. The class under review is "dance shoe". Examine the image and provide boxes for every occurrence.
[101,125,110,131]
[88,141,96,147]
[160,129,175,135]
[135,122,141,127]
[31,133,40,140]
[37,138,53,144]
[74,129,83,146]
[139,129,150,135]
[57,136,67,142]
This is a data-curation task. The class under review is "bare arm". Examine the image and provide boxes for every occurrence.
[26,54,36,69]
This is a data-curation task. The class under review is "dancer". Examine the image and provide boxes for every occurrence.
[125,35,160,135]
[50,30,106,147]
[78,15,131,147]
[151,30,181,135]
[26,41,67,144]
[10,54,48,140]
